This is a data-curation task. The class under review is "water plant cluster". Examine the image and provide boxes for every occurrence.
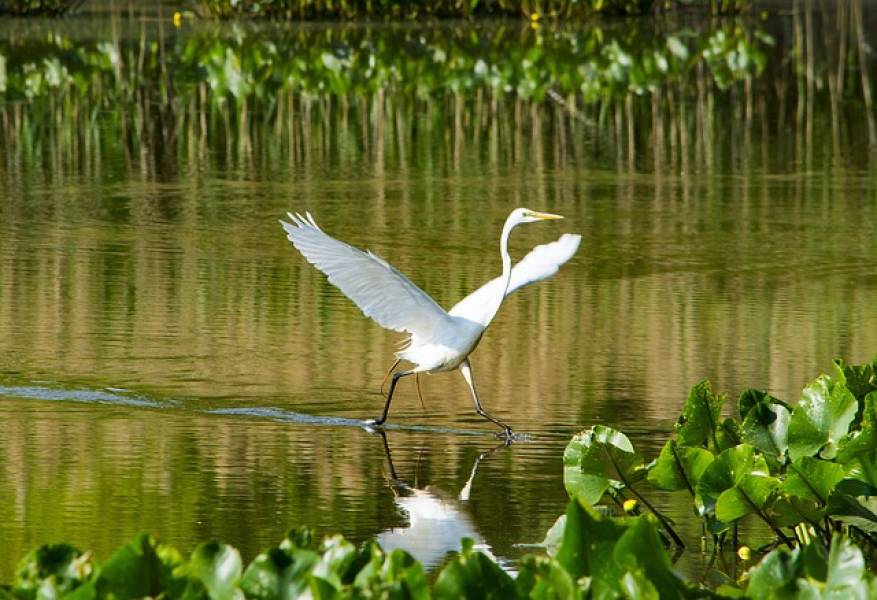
[0,0,81,16]
[0,0,754,18]
[3,359,875,598]
[0,23,769,107]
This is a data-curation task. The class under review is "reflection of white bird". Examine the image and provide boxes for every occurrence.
[281,208,580,438]
[376,436,508,570]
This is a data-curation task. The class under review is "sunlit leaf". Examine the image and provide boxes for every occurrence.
[183,542,244,600]
[696,444,773,527]
[647,439,714,493]
[782,457,846,505]
[563,426,646,504]
[788,376,857,460]
[675,381,727,451]
[433,539,516,599]
[738,389,791,457]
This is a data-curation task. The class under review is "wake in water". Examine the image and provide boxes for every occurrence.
[0,382,526,438]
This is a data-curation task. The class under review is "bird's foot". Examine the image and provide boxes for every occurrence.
[362,418,385,434]
[494,427,516,443]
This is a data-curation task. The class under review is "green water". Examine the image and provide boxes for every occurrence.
[1,3,876,584]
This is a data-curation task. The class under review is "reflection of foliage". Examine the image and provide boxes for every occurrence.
[192,0,750,18]
[0,0,82,16]
[0,23,772,105]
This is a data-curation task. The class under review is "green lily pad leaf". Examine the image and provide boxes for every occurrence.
[788,375,857,460]
[770,496,824,529]
[563,426,645,505]
[715,470,779,523]
[695,444,769,525]
[675,381,727,451]
[826,492,877,533]
[539,515,566,557]
[716,418,742,452]
[312,535,359,587]
[647,440,714,493]
[832,358,877,402]
[823,535,869,597]
[739,389,791,456]
[839,450,877,496]
[184,542,244,600]
[239,546,319,600]
[837,392,877,464]
[515,555,581,600]
[352,546,429,599]
[13,544,94,598]
[76,533,184,600]
[782,457,846,505]
[620,569,659,600]
[744,544,801,598]
[433,538,517,599]
[613,517,688,599]
[555,498,627,596]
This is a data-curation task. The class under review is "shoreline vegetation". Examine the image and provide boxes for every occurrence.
[1,0,755,18]
[3,358,876,598]
[3,4,875,180]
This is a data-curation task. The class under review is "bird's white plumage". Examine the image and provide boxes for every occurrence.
[281,208,578,388]
[280,212,449,346]
[449,233,582,325]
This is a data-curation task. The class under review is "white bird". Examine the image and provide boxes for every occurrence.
[280,208,580,438]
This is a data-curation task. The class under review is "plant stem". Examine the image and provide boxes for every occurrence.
[737,488,794,549]
[606,452,685,548]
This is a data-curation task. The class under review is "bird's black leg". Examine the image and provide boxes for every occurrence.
[369,369,415,427]
[459,359,514,439]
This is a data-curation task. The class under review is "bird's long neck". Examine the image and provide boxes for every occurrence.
[482,218,516,327]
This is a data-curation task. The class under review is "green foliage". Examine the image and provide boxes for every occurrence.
[0,0,82,16]
[743,536,876,599]
[190,0,751,19]
[563,357,877,552]
[563,425,646,504]
[0,23,773,109]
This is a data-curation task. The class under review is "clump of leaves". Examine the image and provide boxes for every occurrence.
[564,355,877,555]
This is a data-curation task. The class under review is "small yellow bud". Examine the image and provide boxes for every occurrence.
[737,546,751,560]
[623,498,638,513]
[173,11,182,27]
[530,12,540,21]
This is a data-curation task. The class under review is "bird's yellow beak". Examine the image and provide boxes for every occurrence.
[530,211,564,220]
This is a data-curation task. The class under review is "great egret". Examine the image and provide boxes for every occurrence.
[280,208,580,438]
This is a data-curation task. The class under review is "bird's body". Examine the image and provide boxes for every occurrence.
[281,208,580,438]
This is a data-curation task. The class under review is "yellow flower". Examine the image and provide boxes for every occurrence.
[530,12,540,21]
[173,11,182,27]
[623,498,638,513]
[737,546,751,560]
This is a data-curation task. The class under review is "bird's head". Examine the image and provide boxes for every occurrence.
[510,207,565,225]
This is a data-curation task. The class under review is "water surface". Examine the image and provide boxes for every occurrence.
[1,4,876,583]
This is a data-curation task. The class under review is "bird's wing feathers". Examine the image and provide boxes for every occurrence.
[449,233,581,318]
[281,212,449,340]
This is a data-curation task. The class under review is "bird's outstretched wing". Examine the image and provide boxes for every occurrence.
[449,233,581,319]
[281,212,449,341]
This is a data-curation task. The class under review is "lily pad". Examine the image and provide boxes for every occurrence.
[647,439,714,494]
[787,376,857,460]
[675,381,727,451]
[563,426,646,505]
[696,444,775,526]
[738,389,791,457]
